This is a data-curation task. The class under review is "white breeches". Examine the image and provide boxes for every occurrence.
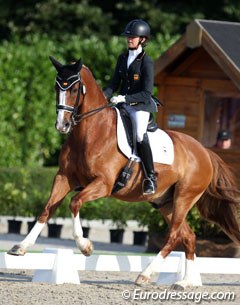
[124,105,150,142]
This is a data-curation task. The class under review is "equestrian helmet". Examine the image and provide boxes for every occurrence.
[122,19,151,38]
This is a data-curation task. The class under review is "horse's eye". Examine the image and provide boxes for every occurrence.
[71,88,78,94]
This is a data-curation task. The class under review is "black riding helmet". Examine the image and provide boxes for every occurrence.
[122,19,151,39]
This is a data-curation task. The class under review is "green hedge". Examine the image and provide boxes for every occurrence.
[0,33,178,167]
[0,167,57,217]
[0,167,224,238]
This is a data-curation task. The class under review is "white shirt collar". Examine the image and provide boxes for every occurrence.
[127,46,143,68]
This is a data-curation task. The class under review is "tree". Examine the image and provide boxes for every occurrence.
[97,0,240,36]
[1,1,240,41]
[0,0,113,41]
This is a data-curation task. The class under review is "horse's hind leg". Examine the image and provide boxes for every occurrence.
[135,204,172,285]
[135,189,204,287]
[135,219,197,287]
[174,221,202,288]
[7,173,72,256]
[162,220,201,289]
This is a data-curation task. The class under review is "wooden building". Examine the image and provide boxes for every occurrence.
[154,19,240,184]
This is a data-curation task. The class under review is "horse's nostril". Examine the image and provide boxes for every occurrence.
[63,121,70,129]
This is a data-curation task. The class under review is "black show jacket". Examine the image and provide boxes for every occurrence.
[104,51,157,112]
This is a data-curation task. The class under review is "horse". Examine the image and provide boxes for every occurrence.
[8,57,240,288]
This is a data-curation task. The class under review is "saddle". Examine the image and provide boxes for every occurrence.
[112,103,158,194]
[117,104,158,151]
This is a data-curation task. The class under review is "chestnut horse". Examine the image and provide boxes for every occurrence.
[8,57,240,288]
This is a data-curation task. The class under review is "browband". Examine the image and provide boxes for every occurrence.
[56,73,81,91]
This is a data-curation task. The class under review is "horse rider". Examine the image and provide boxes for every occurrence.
[103,19,158,195]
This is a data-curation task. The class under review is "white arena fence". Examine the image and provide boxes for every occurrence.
[0,248,240,285]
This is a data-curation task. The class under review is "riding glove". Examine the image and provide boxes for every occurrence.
[110,95,126,104]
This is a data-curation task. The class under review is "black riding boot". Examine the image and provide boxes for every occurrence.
[137,133,157,195]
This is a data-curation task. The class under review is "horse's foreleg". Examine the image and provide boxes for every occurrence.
[71,212,93,256]
[7,222,46,256]
[69,177,111,256]
[7,173,71,256]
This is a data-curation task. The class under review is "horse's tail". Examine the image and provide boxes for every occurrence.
[196,149,240,245]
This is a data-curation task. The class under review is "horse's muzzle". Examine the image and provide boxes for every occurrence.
[55,120,72,134]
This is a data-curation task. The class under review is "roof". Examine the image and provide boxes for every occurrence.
[154,19,240,89]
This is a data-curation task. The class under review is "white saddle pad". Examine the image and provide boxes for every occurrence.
[115,108,174,165]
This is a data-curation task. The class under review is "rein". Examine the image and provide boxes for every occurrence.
[72,103,114,125]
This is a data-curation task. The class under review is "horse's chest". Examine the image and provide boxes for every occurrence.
[75,155,96,179]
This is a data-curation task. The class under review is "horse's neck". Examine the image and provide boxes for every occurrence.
[82,66,107,111]
[74,80,115,145]
[72,66,116,148]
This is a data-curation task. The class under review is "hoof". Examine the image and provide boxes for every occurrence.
[81,240,94,257]
[135,274,151,286]
[170,283,185,291]
[170,280,192,291]
[7,245,26,256]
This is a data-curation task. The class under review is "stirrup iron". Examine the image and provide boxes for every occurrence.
[142,177,156,195]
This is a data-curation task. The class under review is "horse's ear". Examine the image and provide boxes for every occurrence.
[74,58,82,72]
[49,56,63,72]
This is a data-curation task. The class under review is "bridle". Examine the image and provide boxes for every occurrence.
[56,73,113,127]
[56,72,83,125]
